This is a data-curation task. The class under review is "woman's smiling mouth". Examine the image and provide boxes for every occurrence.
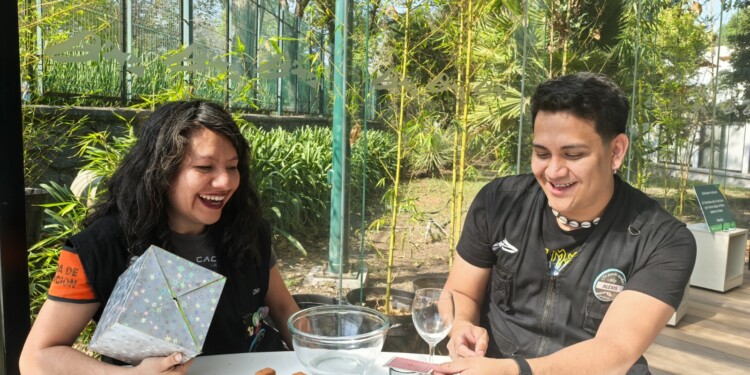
[199,194,227,208]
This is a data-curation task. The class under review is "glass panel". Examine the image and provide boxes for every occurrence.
[230,0,258,109]
[132,0,182,99]
[192,0,227,102]
[40,0,122,102]
[16,0,750,364]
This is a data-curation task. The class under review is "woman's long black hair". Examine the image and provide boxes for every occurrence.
[87,100,263,266]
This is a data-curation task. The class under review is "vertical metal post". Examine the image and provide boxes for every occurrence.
[121,0,132,105]
[254,0,261,106]
[294,16,300,114]
[328,0,352,275]
[359,0,372,291]
[709,0,725,184]
[516,0,529,174]
[225,0,232,107]
[307,39,317,114]
[626,0,641,183]
[319,29,326,116]
[0,2,31,374]
[309,39,315,114]
[35,0,43,97]
[276,4,283,115]
[180,0,193,85]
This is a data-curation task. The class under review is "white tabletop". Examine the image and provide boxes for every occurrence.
[189,351,448,375]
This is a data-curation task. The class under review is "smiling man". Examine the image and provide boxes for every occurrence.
[433,73,697,375]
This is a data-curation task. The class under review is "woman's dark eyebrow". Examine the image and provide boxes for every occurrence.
[191,155,239,161]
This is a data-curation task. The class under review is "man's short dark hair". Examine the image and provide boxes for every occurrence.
[530,72,630,141]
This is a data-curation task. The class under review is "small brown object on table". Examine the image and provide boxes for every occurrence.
[254,368,275,375]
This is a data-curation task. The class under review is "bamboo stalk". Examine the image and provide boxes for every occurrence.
[385,0,412,314]
[454,0,474,263]
[449,2,465,270]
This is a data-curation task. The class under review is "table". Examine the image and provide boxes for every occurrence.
[189,351,449,375]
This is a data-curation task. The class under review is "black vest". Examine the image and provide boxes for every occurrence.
[472,175,691,375]
[68,215,271,356]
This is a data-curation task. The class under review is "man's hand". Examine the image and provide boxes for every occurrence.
[133,353,194,374]
[431,357,518,375]
[447,322,489,359]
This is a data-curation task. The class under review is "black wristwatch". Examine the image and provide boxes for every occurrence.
[512,356,533,375]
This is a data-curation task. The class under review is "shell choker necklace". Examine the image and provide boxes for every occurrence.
[550,206,600,229]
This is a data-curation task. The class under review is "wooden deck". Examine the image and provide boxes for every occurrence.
[645,265,750,374]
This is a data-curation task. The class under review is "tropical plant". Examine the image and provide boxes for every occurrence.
[27,182,90,316]
[406,112,454,177]
[22,107,86,187]
[27,181,99,354]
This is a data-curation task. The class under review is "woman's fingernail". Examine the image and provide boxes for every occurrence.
[174,353,182,363]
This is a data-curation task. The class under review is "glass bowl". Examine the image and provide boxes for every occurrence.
[288,305,390,375]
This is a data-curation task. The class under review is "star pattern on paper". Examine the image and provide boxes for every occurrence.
[89,246,226,364]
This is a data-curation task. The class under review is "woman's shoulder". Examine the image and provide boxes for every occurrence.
[68,215,126,255]
[257,218,273,257]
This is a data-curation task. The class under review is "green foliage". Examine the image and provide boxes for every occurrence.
[19,0,326,111]
[27,181,97,348]
[405,113,454,177]
[75,117,138,179]
[352,129,400,212]
[26,120,136,325]
[725,4,750,101]
[28,182,89,315]
[241,123,397,252]
[242,125,331,252]
[22,107,86,187]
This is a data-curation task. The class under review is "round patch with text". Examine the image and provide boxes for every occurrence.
[592,268,626,302]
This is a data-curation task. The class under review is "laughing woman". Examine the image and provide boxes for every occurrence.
[20,100,299,374]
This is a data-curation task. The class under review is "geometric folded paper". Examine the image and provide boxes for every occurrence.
[88,245,226,365]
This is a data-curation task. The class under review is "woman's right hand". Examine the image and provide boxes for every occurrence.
[133,353,193,374]
[447,322,489,360]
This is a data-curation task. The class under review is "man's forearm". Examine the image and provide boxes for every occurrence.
[527,335,641,375]
[528,291,673,375]
[449,289,482,330]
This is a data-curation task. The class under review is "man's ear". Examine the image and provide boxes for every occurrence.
[609,133,629,171]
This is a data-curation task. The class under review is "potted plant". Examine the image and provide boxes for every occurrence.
[292,294,338,309]
[412,274,448,292]
[345,287,428,353]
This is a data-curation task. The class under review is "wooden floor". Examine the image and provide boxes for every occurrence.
[644,265,750,375]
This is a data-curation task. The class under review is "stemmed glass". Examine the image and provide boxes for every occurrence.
[412,288,454,365]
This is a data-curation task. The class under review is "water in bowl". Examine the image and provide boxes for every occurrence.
[309,352,370,374]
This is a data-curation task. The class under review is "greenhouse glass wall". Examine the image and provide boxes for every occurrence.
[3,0,750,373]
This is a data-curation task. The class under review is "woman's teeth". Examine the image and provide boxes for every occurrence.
[199,194,225,202]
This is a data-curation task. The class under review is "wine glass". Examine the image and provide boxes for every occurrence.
[412,288,454,365]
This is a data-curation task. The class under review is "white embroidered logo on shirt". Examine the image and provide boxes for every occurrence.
[252,288,261,295]
[492,239,519,254]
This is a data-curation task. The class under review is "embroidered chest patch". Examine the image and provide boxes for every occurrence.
[592,268,626,302]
